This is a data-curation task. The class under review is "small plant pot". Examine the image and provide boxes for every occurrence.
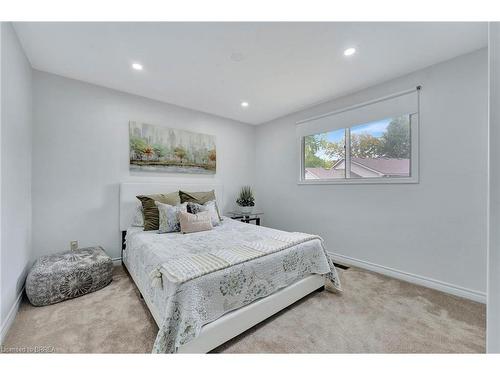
[238,205,253,214]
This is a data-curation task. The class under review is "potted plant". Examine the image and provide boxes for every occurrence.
[236,186,255,214]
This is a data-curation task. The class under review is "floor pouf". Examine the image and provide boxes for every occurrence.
[26,246,113,306]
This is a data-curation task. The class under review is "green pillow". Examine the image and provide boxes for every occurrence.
[136,192,180,231]
[179,190,221,220]
[179,190,215,204]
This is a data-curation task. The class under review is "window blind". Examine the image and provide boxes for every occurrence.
[296,87,420,137]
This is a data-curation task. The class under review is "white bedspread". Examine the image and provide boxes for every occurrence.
[124,218,341,353]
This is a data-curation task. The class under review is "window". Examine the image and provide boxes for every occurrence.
[304,128,345,180]
[349,115,410,179]
[298,88,419,184]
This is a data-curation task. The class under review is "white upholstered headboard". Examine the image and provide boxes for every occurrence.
[119,182,224,231]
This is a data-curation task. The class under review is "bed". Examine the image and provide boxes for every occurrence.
[120,182,341,353]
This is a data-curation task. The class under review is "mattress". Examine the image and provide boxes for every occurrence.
[123,217,340,353]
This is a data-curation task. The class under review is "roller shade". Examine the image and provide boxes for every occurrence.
[296,88,419,137]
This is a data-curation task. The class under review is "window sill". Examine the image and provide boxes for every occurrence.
[297,177,419,185]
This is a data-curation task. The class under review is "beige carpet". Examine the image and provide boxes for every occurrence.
[3,265,485,353]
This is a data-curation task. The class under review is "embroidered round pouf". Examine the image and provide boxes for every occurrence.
[26,246,113,306]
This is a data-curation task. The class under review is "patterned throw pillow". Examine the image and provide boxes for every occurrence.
[179,190,221,220]
[186,201,203,214]
[136,192,181,231]
[187,200,221,226]
[155,202,188,233]
[131,203,144,227]
[179,211,213,234]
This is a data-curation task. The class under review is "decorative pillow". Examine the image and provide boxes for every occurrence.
[180,190,221,220]
[155,202,188,233]
[179,190,216,204]
[187,200,221,226]
[131,203,144,227]
[136,192,180,231]
[179,211,213,234]
[186,201,203,214]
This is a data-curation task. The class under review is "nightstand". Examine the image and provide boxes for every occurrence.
[227,211,263,226]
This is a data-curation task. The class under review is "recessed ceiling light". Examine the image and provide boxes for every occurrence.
[241,101,249,108]
[343,47,356,56]
[132,63,143,71]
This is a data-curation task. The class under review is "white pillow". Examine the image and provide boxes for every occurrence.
[187,200,221,227]
[131,203,144,227]
[179,211,213,234]
[155,202,188,233]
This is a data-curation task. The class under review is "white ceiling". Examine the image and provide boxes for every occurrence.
[13,22,487,125]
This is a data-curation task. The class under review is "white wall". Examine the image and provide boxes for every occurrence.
[0,23,33,341]
[488,22,500,353]
[32,71,256,260]
[0,21,3,341]
[255,49,488,301]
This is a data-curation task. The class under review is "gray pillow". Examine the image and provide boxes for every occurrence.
[155,202,188,233]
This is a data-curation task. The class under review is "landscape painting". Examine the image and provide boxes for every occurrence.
[129,121,216,174]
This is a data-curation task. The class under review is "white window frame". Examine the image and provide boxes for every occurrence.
[298,113,419,185]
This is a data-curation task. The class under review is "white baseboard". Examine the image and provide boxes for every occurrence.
[112,257,122,266]
[0,288,24,345]
[330,252,486,303]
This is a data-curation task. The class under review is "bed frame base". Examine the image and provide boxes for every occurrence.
[122,259,324,353]
[182,274,325,353]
